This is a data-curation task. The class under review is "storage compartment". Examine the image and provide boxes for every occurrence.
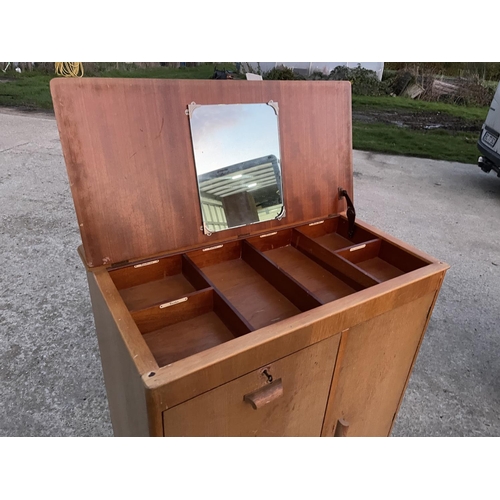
[295,217,376,251]
[186,240,315,330]
[247,228,359,303]
[113,252,255,367]
[109,254,202,311]
[108,221,432,370]
[336,239,428,282]
[132,288,250,367]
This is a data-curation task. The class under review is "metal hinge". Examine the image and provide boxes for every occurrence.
[109,259,129,269]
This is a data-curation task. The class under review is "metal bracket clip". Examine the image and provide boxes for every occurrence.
[339,188,356,238]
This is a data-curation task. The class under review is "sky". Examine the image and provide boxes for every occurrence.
[189,103,281,175]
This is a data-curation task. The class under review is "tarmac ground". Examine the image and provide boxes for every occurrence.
[1,109,499,436]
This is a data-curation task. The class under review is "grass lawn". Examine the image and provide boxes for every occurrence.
[0,63,237,109]
[352,95,488,121]
[0,64,489,164]
[351,95,488,164]
[353,122,480,164]
[0,72,54,109]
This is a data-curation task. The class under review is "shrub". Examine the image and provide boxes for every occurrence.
[309,71,326,81]
[327,65,390,96]
[263,65,303,80]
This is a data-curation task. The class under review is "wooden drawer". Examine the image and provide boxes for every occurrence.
[162,334,340,436]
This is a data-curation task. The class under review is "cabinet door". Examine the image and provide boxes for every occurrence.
[162,334,340,437]
[322,292,436,437]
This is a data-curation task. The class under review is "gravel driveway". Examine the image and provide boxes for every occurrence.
[1,109,499,436]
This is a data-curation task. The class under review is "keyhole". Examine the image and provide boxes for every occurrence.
[262,369,273,383]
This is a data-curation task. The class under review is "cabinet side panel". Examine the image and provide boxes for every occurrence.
[322,291,436,437]
[87,271,151,436]
[388,272,446,434]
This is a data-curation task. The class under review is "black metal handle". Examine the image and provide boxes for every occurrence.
[339,188,356,239]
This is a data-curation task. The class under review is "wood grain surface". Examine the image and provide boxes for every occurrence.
[145,265,446,410]
[321,291,437,437]
[162,335,340,436]
[51,79,353,267]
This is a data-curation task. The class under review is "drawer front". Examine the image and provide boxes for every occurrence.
[162,334,340,437]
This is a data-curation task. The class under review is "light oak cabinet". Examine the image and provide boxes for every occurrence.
[51,78,448,436]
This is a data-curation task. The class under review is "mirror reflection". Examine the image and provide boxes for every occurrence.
[188,102,284,234]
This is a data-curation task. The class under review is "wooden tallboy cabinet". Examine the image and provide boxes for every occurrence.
[51,79,448,437]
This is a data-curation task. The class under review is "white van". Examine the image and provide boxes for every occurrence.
[478,82,500,176]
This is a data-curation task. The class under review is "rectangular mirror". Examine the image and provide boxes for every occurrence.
[188,102,285,235]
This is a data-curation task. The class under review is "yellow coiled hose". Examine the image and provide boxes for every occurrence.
[55,62,84,77]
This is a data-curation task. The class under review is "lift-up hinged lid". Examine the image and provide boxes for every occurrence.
[51,78,353,268]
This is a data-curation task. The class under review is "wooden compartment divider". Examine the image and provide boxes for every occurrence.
[124,227,429,348]
[294,218,351,251]
[143,316,235,368]
[182,254,212,290]
[241,241,323,311]
[378,241,429,273]
[212,292,254,339]
[291,230,381,289]
[186,240,242,268]
[131,288,214,335]
[335,218,378,244]
[182,255,254,336]
[110,255,183,290]
[246,229,358,304]
[294,218,338,239]
[135,285,254,367]
[247,229,294,252]
[335,238,428,283]
[294,217,377,251]
[110,254,202,312]
[335,239,382,264]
